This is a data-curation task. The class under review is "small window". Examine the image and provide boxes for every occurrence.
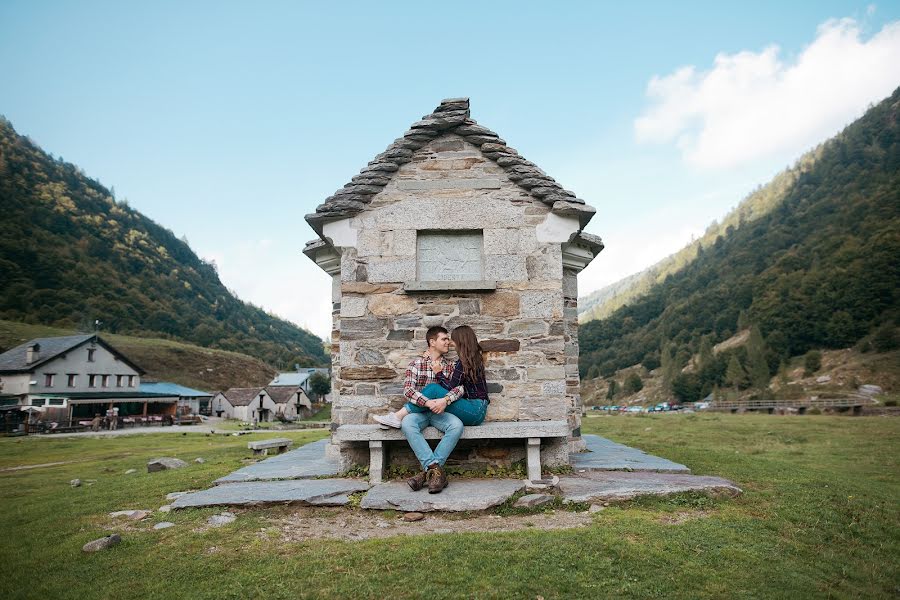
[48,398,65,406]
[128,375,136,388]
[87,348,96,362]
[31,398,46,407]
[44,373,55,387]
[67,374,77,387]
[88,374,97,387]
[101,375,110,388]
[116,375,124,387]
[417,231,484,281]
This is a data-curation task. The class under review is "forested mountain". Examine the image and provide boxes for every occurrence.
[579,87,900,388]
[579,144,825,322]
[0,117,328,369]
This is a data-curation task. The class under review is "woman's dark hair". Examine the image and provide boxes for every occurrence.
[451,325,484,384]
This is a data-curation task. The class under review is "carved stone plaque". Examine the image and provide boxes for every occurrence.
[417,232,483,281]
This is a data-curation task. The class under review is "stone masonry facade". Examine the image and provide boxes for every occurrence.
[305,99,602,471]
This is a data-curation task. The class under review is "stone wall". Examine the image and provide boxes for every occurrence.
[325,134,583,469]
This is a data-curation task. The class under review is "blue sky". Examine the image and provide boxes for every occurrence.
[3,1,899,337]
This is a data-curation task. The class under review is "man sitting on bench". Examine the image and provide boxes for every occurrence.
[395,326,464,494]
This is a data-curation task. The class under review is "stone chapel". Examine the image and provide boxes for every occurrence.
[304,98,602,472]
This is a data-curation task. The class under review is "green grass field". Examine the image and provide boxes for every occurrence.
[0,415,897,599]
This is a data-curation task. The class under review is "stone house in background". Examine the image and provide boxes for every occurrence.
[212,387,276,422]
[268,367,330,400]
[304,98,601,470]
[267,385,313,420]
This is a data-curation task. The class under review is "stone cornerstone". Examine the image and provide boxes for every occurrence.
[304,98,602,471]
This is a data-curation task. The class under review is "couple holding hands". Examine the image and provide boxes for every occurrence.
[373,325,489,494]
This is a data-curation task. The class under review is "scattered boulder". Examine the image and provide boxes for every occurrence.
[194,457,206,464]
[109,510,151,521]
[588,504,606,513]
[70,479,82,488]
[153,522,175,530]
[147,458,188,473]
[207,512,236,527]
[514,494,555,508]
[158,505,172,513]
[376,522,391,529]
[124,469,137,475]
[402,512,425,522]
[82,534,121,553]
[816,375,832,384]
[859,384,883,396]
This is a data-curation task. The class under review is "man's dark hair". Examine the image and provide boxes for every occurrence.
[425,325,449,348]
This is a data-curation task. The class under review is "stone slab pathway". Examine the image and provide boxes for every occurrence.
[214,439,338,484]
[171,478,369,509]
[559,471,741,503]
[571,434,691,473]
[360,480,525,512]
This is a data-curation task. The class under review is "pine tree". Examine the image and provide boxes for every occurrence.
[726,354,747,391]
[698,336,714,370]
[746,325,770,389]
[606,380,618,400]
[660,342,676,394]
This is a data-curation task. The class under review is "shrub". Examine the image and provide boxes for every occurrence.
[623,372,644,394]
[803,350,822,376]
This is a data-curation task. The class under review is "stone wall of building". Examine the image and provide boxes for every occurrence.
[324,134,584,469]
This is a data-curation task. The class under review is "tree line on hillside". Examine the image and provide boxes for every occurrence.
[0,116,328,369]
[579,87,900,388]
[579,144,825,322]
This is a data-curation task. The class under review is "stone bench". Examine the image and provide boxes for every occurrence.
[247,438,293,456]
[333,421,569,483]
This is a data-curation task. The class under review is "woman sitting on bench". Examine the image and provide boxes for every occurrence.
[376,325,489,427]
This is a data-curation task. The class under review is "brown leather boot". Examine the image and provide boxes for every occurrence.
[407,469,428,491]
[427,463,448,494]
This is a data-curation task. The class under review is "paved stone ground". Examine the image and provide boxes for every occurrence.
[171,479,370,509]
[571,434,691,473]
[360,480,525,512]
[215,439,338,484]
[172,435,733,511]
[558,471,741,503]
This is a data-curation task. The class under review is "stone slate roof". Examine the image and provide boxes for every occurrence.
[266,385,304,404]
[0,334,144,375]
[221,387,266,407]
[305,98,597,237]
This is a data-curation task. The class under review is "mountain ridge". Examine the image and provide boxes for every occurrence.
[0,116,328,369]
[578,87,900,381]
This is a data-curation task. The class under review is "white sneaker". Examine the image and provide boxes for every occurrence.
[373,413,402,429]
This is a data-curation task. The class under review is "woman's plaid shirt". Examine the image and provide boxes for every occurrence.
[403,354,464,406]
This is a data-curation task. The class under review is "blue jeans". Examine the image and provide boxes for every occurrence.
[405,383,488,426]
[401,410,464,470]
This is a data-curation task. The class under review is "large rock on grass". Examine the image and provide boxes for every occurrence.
[82,534,121,552]
[147,457,188,473]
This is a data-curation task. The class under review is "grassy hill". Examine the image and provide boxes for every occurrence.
[0,320,276,391]
[579,87,900,392]
[0,117,327,369]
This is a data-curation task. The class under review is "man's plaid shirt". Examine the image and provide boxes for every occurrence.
[403,354,464,406]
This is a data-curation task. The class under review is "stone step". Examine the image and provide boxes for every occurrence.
[171,478,369,509]
[215,439,339,484]
[360,479,525,512]
[571,435,690,473]
[559,471,741,503]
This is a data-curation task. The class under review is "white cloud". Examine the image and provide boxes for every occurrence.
[579,223,703,295]
[635,18,900,169]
